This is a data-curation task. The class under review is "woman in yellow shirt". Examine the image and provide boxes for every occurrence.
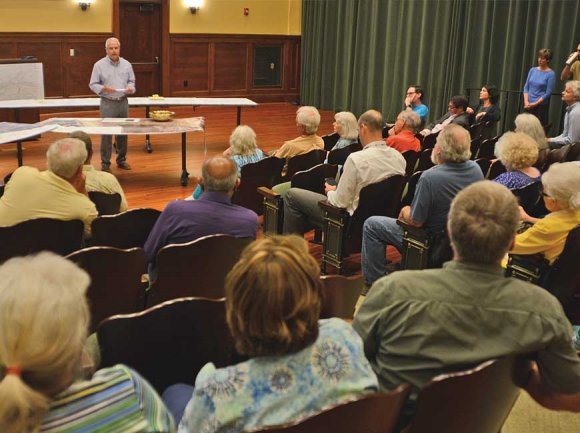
[514,162,580,264]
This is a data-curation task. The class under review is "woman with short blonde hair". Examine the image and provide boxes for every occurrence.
[493,132,541,189]
[171,236,378,432]
[0,252,174,433]
[514,113,548,150]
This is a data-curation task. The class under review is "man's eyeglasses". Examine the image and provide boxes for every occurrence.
[406,92,416,96]
[541,191,552,198]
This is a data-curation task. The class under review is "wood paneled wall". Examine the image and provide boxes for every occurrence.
[0,33,301,105]
[168,34,300,103]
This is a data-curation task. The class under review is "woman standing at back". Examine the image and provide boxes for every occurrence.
[523,48,556,126]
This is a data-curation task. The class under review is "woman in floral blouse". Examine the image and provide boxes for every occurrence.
[164,235,378,433]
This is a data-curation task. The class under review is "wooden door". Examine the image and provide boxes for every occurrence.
[118,1,162,97]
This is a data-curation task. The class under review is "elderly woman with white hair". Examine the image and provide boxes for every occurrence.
[514,113,548,150]
[493,132,541,189]
[191,125,264,199]
[514,162,580,264]
[0,252,175,432]
[329,111,359,150]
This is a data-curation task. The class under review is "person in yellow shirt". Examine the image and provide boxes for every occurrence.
[513,162,580,264]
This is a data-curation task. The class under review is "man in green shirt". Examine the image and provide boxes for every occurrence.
[353,181,580,412]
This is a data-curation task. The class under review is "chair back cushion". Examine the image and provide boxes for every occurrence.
[98,297,234,394]
[232,157,285,215]
[291,164,339,195]
[88,191,122,215]
[91,208,161,249]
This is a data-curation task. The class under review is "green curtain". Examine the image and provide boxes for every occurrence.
[301,0,580,131]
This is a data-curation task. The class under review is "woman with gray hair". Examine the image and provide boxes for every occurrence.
[493,132,541,189]
[329,111,359,150]
[514,113,548,150]
[191,125,264,199]
[514,162,580,264]
[0,252,174,432]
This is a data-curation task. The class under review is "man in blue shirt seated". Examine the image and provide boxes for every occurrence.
[547,80,580,149]
[144,155,258,279]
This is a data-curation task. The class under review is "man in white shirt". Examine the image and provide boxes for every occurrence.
[283,110,406,235]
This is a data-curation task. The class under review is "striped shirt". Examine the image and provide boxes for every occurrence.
[41,365,175,432]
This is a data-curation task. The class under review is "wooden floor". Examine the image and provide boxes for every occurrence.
[0,102,400,274]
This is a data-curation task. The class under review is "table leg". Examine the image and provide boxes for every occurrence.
[145,106,153,153]
[237,106,241,125]
[180,132,189,186]
[16,141,23,166]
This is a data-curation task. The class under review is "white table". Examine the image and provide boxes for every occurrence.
[0,122,58,166]
[40,117,206,185]
[0,97,258,152]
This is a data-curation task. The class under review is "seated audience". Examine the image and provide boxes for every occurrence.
[547,80,580,149]
[144,155,258,278]
[271,106,324,161]
[514,162,580,264]
[68,131,128,212]
[165,236,378,431]
[0,252,175,432]
[354,181,580,414]
[191,125,265,199]
[283,110,406,235]
[420,95,470,136]
[514,113,548,150]
[362,124,483,288]
[493,132,541,189]
[386,110,421,153]
[329,111,359,150]
[466,84,501,123]
[0,138,97,238]
[405,84,429,125]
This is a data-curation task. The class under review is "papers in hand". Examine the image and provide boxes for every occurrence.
[115,88,127,93]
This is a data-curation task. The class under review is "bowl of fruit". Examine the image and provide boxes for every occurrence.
[150,110,175,122]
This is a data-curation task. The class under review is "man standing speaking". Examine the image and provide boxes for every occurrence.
[89,37,135,171]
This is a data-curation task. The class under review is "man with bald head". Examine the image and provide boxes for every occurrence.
[283,110,406,235]
[361,124,483,289]
[144,155,258,277]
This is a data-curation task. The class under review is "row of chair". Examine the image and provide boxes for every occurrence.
[95,294,530,433]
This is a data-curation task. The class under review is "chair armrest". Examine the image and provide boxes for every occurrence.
[507,253,548,267]
[396,219,428,237]
[318,199,348,216]
[257,186,280,200]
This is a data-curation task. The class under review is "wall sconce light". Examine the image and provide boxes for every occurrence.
[184,0,204,14]
[76,0,92,11]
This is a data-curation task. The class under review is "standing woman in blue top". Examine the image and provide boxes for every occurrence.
[523,48,556,126]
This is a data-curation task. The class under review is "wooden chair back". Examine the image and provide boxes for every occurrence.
[400,170,423,209]
[421,131,439,150]
[403,356,531,433]
[232,157,285,215]
[327,141,362,167]
[545,225,580,319]
[97,297,235,395]
[282,149,327,182]
[510,181,542,215]
[319,175,406,273]
[88,191,122,215]
[319,274,363,320]
[291,164,339,196]
[475,158,491,177]
[566,141,580,161]
[245,385,412,433]
[147,234,253,307]
[415,148,434,172]
[91,207,161,249]
[534,148,550,171]
[322,132,340,151]
[487,159,506,180]
[470,137,482,160]
[67,246,147,333]
[544,144,571,171]
[401,150,419,178]
[0,218,84,264]
[475,136,499,159]
[0,184,4,199]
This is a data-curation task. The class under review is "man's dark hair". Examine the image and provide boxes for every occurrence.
[451,95,469,111]
[410,85,424,102]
